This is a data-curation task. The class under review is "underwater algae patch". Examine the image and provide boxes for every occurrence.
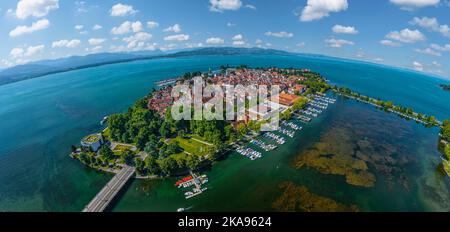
[293,148,375,188]
[292,127,376,188]
[272,182,359,212]
[292,104,421,190]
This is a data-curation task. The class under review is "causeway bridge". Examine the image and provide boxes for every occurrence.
[83,165,136,212]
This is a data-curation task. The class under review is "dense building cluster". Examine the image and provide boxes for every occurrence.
[147,68,309,118]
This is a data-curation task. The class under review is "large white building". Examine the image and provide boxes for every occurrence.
[81,133,103,152]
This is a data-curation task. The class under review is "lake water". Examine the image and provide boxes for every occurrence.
[0,54,449,211]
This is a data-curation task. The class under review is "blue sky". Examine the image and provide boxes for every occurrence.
[0,0,450,79]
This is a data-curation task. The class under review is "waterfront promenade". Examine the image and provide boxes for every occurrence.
[83,165,136,212]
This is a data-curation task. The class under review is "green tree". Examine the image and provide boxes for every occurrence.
[444,144,450,161]
[144,135,161,157]
[236,123,248,137]
[135,127,150,150]
[224,125,235,142]
[280,109,292,121]
[159,122,172,138]
[135,158,145,175]
[78,152,89,164]
[108,114,127,141]
[120,150,135,166]
[145,156,160,175]
[427,116,437,125]
[186,155,201,170]
[292,97,308,111]
[385,101,394,109]
[441,120,450,141]
[99,145,114,160]
[160,157,178,175]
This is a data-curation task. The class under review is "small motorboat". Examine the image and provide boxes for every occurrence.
[100,116,108,125]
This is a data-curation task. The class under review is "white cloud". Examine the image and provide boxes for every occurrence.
[52,39,81,48]
[92,24,102,30]
[232,34,243,40]
[380,39,401,47]
[123,32,153,50]
[15,59,30,65]
[9,19,50,37]
[430,43,450,51]
[297,42,306,47]
[245,4,257,10]
[111,21,142,35]
[356,50,365,58]
[185,43,203,48]
[414,47,441,56]
[110,41,157,52]
[233,40,246,46]
[74,25,84,30]
[110,3,137,17]
[413,61,424,71]
[16,0,59,19]
[0,59,13,68]
[88,38,106,46]
[163,24,181,33]
[24,45,44,57]
[410,17,450,38]
[160,44,177,51]
[75,1,88,13]
[373,57,384,62]
[11,45,45,60]
[325,38,354,47]
[86,46,103,53]
[300,0,348,22]
[265,31,294,38]
[147,21,159,29]
[390,0,440,10]
[227,22,236,27]
[332,25,358,34]
[385,28,426,43]
[432,61,441,67]
[255,39,263,45]
[10,48,24,59]
[65,40,81,48]
[131,21,143,32]
[123,32,152,43]
[164,34,190,42]
[210,0,242,12]
[206,37,225,45]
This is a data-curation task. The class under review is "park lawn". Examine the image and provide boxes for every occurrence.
[191,133,235,145]
[189,134,211,144]
[112,144,134,155]
[102,127,111,140]
[171,136,211,157]
[170,152,189,162]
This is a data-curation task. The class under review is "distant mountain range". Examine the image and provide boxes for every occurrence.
[0,47,292,86]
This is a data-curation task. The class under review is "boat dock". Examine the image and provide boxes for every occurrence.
[234,94,337,162]
[83,165,135,212]
[177,172,209,199]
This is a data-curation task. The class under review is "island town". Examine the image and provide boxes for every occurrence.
[70,66,450,212]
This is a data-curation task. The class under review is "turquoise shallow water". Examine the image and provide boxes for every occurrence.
[0,54,449,211]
